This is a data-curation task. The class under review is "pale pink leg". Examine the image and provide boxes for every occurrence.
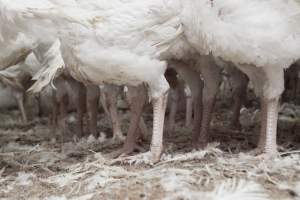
[169,61,203,142]
[150,93,168,163]
[197,57,221,148]
[55,78,69,140]
[165,68,179,135]
[241,66,282,158]
[74,82,86,138]
[121,85,147,155]
[105,85,124,141]
[191,81,203,143]
[86,85,100,137]
[263,97,279,156]
[50,90,59,129]
[178,71,203,141]
[14,90,28,123]
[138,116,149,141]
[185,95,193,127]
[166,87,179,135]
[257,97,268,151]
[58,94,68,140]
[100,89,110,116]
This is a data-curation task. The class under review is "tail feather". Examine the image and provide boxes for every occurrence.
[28,39,65,93]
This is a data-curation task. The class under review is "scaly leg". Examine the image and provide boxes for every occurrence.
[185,94,193,127]
[150,92,168,163]
[14,90,28,123]
[166,87,179,135]
[58,94,68,141]
[138,116,149,142]
[87,85,100,137]
[191,83,203,143]
[169,60,203,143]
[109,91,168,165]
[75,82,86,138]
[257,97,268,151]
[243,65,283,158]
[100,88,110,116]
[109,85,147,158]
[50,90,59,132]
[263,97,279,157]
[197,56,221,148]
[105,85,124,141]
[122,85,147,155]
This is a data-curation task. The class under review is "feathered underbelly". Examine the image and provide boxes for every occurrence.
[60,0,184,85]
[181,0,300,68]
[64,40,167,87]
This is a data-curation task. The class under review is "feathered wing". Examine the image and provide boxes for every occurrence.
[0,34,33,70]
[1,0,182,96]
[212,179,270,200]
[0,53,41,90]
[20,0,183,57]
[0,0,182,54]
[0,1,65,93]
[0,0,63,48]
[28,40,65,93]
[181,0,300,68]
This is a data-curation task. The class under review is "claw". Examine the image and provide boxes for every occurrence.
[248,148,264,156]
[106,142,146,160]
[150,145,163,164]
[249,148,279,160]
[109,152,153,165]
[255,151,279,161]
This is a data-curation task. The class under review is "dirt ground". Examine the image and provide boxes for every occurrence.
[0,99,300,200]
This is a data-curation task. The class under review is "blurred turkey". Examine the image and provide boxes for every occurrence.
[0,53,40,122]
[179,0,300,157]
[0,32,38,122]
[1,0,300,161]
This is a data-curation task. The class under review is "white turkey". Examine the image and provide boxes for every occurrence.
[0,52,40,122]
[0,33,33,70]
[0,32,37,123]
[1,0,300,161]
[101,84,126,142]
[180,0,300,157]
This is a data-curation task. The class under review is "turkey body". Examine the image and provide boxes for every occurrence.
[1,0,187,98]
[180,0,300,155]
[2,0,300,94]
[1,0,300,159]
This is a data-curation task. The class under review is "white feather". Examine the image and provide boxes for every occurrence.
[1,0,300,102]
[212,179,269,200]
[181,0,300,69]
[1,0,184,97]
[28,39,65,93]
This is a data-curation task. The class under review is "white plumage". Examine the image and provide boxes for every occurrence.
[0,34,33,70]
[0,52,42,122]
[1,0,300,159]
[5,0,299,94]
[181,0,300,68]
[0,53,39,89]
[1,0,185,98]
